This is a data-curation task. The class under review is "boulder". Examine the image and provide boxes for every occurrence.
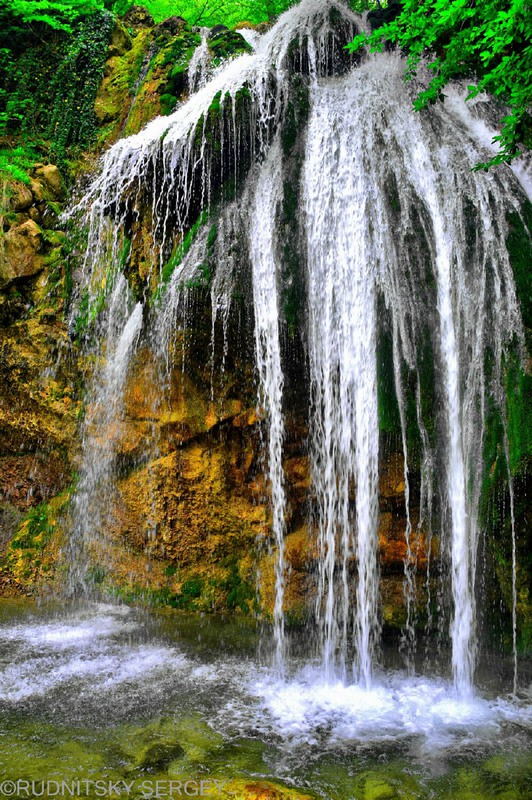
[154,16,187,38]
[32,165,66,201]
[0,219,43,289]
[107,21,132,58]
[29,180,44,202]
[9,181,33,213]
[122,5,154,29]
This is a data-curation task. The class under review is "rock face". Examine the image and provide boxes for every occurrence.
[0,6,528,656]
[94,12,250,143]
[0,166,79,595]
[0,220,43,290]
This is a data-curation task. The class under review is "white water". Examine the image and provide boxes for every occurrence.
[304,86,380,687]
[68,278,143,593]
[1,604,530,755]
[303,55,525,692]
[67,0,528,697]
[188,28,212,93]
[250,139,287,673]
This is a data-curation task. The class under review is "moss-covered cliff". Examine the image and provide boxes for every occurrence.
[0,3,530,660]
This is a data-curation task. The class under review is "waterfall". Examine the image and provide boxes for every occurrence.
[68,275,143,593]
[67,0,528,693]
[250,139,287,674]
[188,29,211,93]
[304,87,380,687]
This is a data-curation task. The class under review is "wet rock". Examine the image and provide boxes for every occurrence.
[122,5,154,29]
[0,219,43,290]
[32,165,65,201]
[0,453,69,511]
[137,742,185,772]
[0,317,77,456]
[379,451,406,500]
[29,180,44,203]
[0,293,26,327]
[209,25,229,39]
[9,181,33,213]
[155,16,187,38]
[208,28,252,61]
[224,782,313,800]
[108,21,132,58]
[0,502,23,552]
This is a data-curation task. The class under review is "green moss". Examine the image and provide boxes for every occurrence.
[159,92,177,114]
[208,29,252,66]
[169,575,204,608]
[95,27,152,143]
[10,503,56,552]
[3,490,71,588]
[153,211,210,302]
[214,561,255,615]
[506,203,532,332]
[376,317,401,436]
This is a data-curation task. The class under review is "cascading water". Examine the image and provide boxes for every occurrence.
[303,94,380,687]
[67,275,143,593]
[67,0,529,697]
[249,139,287,674]
[188,28,212,93]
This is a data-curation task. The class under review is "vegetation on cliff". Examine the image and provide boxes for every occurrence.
[350,0,532,168]
[0,0,530,643]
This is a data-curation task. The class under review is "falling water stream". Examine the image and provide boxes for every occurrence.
[1,2,531,796]
[61,0,531,699]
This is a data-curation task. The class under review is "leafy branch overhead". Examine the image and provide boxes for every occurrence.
[2,0,299,30]
[348,0,532,169]
[1,1,106,31]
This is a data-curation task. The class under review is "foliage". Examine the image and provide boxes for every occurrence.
[348,0,532,168]
[0,145,39,184]
[0,7,114,160]
[47,11,115,157]
[2,1,104,32]
[120,1,296,26]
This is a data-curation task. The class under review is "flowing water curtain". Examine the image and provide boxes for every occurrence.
[65,0,528,692]
[68,0,361,657]
[313,53,527,692]
[249,139,287,674]
[67,276,143,594]
[304,73,380,689]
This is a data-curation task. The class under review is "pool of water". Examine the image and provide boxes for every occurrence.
[0,600,530,799]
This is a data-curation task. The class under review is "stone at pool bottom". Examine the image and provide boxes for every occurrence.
[1,711,531,799]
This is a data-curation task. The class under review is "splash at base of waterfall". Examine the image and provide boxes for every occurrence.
[0,602,530,770]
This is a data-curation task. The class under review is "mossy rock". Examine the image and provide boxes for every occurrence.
[208,29,252,65]
[363,774,396,800]
[172,714,224,762]
[0,722,115,783]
